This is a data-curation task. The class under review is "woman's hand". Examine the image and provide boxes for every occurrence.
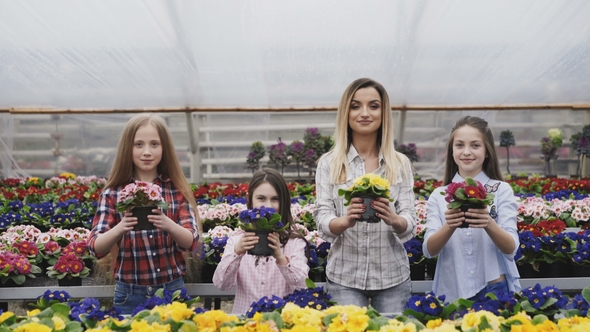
[147,208,177,232]
[234,232,259,255]
[464,206,491,228]
[114,212,138,235]
[268,232,288,265]
[372,197,397,225]
[444,207,465,229]
[344,197,364,227]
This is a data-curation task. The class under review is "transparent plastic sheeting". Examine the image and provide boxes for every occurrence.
[1,110,588,181]
[1,1,590,110]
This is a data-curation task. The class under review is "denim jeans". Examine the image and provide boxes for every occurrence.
[113,278,185,315]
[470,278,509,300]
[326,278,411,314]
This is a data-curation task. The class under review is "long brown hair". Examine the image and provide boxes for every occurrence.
[247,168,307,247]
[443,116,503,185]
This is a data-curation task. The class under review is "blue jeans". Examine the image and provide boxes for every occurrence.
[113,278,185,315]
[470,279,509,300]
[326,278,411,314]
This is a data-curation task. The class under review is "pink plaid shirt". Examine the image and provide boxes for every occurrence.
[212,230,309,314]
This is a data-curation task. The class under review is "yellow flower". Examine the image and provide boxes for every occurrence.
[379,320,418,331]
[26,309,41,317]
[369,175,389,189]
[548,128,562,139]
[193,310,238,332]
[0,311,14,323]
[150,302,194,322]
[461,311,502,331]
[558,315,590,331]
[86,327,114,332]
[59,172,76,179]
[13,322,52,332]
[129,320,170,332]
[52,317,66,331]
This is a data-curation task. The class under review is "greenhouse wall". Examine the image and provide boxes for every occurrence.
[1,110,588,183]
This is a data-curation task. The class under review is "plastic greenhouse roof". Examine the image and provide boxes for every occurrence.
[1,1,590,111]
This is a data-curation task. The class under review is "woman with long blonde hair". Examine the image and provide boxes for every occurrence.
[87,113,200,314]
[313,78,416,313]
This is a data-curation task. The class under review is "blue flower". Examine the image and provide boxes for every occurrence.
[7,200,23,211]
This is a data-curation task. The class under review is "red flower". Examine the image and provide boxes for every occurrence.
[44,241,60,254]
[464,186,486,199]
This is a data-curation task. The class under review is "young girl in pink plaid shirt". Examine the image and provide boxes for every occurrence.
[213,168,310,314]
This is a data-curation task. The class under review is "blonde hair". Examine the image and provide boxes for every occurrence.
[328,78,409,184]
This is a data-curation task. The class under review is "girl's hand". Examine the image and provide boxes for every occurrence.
[147,208,176,232]
[464,206,491,228]
[234,232,259,255]
[268,232,288,264]
[444,208,465,229]
[115,212,138,234]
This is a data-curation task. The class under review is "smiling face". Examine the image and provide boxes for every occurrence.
[132,124,162,181]
[348,87,382,137]
[250,182,280,211]
[452,125,487,178]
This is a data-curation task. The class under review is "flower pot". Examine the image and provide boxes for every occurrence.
[571,264,590,277]
[58,276,83,287]
[425,262,437,280]
[356,195,380,223]
[248,230,274,256]
[410,264,426,281]
[458,203,484,228]
[132,205,157,231]
[0,278,25,288]
[201,264,217,283]
[309,270,327,282]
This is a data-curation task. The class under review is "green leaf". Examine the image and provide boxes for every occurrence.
[323,313,339,327]
[305,278,317,289]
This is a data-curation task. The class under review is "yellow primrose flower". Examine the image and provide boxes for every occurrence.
[422,321,458,332]
[281,303,324,327]
[558,315,590,332]
[59,172,76,179]
[461,311,502,331]
[0,311,15,323]
[193,310,238,332]
[86,327,114,332]
[535,319,559,331]
[129,320,170,332]
[505,312,533,326]
[52,317,66,331]
[150,302,194,322]
[26,309,40,317]
[369,175,389,189]
[379,320,418,332]
[13,322,52,332]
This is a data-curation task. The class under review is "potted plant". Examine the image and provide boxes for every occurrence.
[268,138,290,174]
[198,225,234,282]
[288,140,305,181]
[442,177,495,228]
[499,130,515,176]
[237,206,288,257]
[0,250,42,287]
[395,141,419,163]
[116,181,169,231]
[577,125,590,178]
[337,173,394,223]
[539,128,563,177]
[246,141,266,174]
[46,252,91,286]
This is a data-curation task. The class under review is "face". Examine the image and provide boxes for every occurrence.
[348,87,382,136]
[132,124,162,181]
[452,125,487,178]
[251,182,280,211]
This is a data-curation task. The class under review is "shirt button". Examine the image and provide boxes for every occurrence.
[157,268,160,272]
[470,270,474,274]
[148,287,153,291]
[467,251,472,255]
[261,281,264,285]
[149,235,153,239]
[153,253,156,256]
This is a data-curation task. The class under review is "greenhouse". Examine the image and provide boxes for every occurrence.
[1,1,590,331]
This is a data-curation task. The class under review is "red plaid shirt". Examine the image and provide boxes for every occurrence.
[87,175,198,285]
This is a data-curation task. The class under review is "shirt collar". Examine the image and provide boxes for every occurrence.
[451,171,490,184]
[346,145,384,164]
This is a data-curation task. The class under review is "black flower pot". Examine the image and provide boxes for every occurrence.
[0,278,24,288]
[58,276,82,287]
[458,203,484,228]
[410,264,426,281]
[356,195,380,223]
[132,205,157,231]
[201,264,217,283]
[248,230,274,256]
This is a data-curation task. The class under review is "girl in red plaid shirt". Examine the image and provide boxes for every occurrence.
[87,114,200,314]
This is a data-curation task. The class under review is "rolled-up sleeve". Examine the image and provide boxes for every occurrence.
[392,158,417,243]
[176,199,199,252]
